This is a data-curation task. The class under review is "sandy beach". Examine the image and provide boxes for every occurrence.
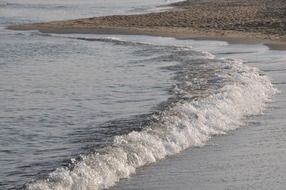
[7,0,286,49]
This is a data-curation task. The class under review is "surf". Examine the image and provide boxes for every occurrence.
[26,42,277,190]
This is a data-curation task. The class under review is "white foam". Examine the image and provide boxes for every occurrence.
[27,57,277,190]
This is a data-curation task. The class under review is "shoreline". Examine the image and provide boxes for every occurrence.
[7,0,286,50]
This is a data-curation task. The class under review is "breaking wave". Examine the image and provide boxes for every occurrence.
[26,43,277,190]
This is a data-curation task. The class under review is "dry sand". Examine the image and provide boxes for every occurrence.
[8,0,286,49]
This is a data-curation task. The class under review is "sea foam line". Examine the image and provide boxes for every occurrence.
[27,56,277,190]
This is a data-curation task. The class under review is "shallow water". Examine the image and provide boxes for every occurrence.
[0,31,180,189]
[1,1,183,189]
[1,1,286,190]
[109,39,286,190]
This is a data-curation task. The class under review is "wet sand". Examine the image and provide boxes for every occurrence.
[8,0,286,49]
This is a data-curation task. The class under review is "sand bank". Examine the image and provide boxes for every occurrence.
[8,0,286,50]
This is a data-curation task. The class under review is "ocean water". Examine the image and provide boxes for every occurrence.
[0,1,286,190]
